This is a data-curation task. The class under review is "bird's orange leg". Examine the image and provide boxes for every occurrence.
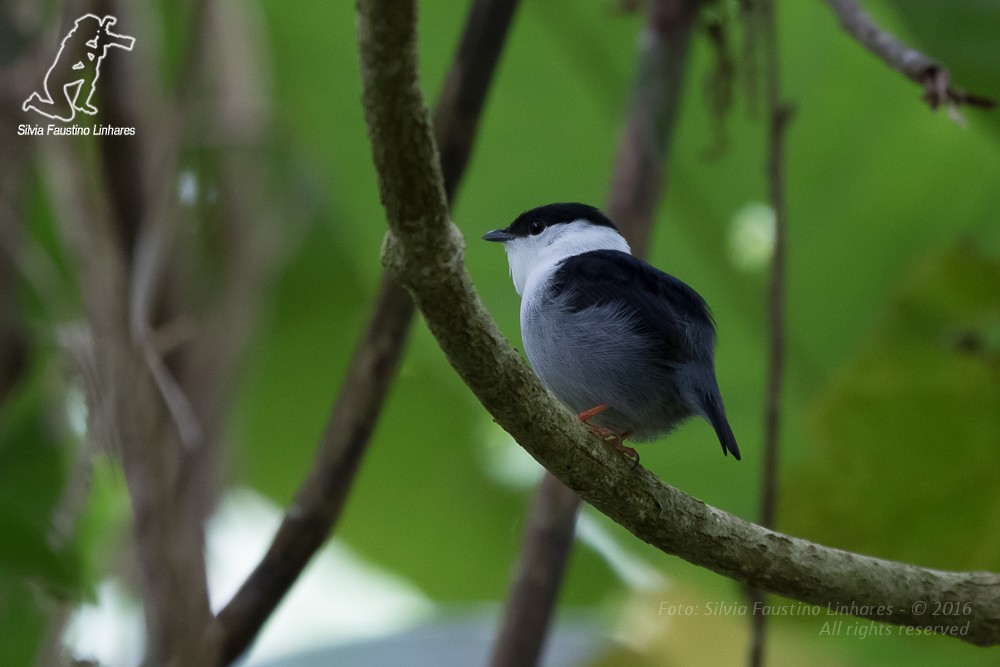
[576,403,609,423]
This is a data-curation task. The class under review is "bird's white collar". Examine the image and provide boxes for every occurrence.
[504,221,631,297]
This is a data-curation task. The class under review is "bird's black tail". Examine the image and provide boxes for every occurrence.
[701,395,741,461]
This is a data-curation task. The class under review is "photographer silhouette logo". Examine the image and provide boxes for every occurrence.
[23,14,134,123]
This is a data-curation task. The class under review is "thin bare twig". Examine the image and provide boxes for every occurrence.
[359,0,1000,648]
[97,0,204,454]
[758,3,791,561]
[490,1,702,664]
[213,1,520,662]
[738,0,760,119]
[747,0,793,665]
[823,0,996,110]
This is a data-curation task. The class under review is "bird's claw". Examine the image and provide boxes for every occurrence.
[612,439,640,467]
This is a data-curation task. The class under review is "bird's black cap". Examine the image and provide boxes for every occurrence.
[483,203,619,242]
[507,203,618,237]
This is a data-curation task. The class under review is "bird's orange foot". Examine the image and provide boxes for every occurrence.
[577,405,640,468]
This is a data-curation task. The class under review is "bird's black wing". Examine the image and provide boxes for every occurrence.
[549,250,714,365]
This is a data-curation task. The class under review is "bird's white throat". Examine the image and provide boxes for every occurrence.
[504,221,631,297]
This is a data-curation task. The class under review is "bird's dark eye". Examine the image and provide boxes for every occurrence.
[529,220,545,235]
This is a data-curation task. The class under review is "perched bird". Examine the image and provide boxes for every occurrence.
[483,203,740,462]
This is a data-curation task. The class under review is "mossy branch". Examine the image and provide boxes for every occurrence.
[357,0,1000,647]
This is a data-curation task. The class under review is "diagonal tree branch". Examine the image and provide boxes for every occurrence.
[213,1,520,662]
[490,1,702,664]
[214,276,413,665]
[823,0,996,110]
[433,0,520,202]
[358,0,1000,649]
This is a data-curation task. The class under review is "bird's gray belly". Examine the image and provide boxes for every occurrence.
[521,300,693,440]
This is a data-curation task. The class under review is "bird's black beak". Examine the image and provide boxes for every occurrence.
[482,229,514,242]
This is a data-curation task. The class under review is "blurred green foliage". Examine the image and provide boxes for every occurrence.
[785,243,1000,570]
[3,0,999,664]
[0,358,81,665]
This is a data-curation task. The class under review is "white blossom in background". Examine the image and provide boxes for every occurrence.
[729,202,776,272]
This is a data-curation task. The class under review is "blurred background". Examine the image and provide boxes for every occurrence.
[1,0,998,665]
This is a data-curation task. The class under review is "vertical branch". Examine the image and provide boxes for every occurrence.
[490,2,702,666]
[489,474,581,667]
[747,0,792,665]
[758,3,791,541]
[167,0,279,542]
[213,0,519,662]
[607,0,702,251]
[44,140,215,666]
[48,0,219,661]
[43,0,276,661]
